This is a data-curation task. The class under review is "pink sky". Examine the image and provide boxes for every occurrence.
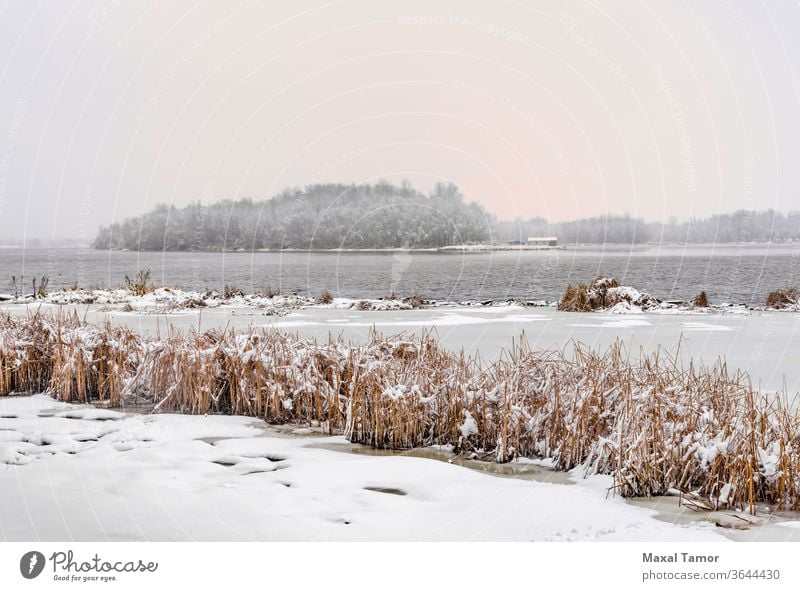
[0,0,798,239]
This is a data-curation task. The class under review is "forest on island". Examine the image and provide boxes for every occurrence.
[93,181,491,251]
[93,181,800,250]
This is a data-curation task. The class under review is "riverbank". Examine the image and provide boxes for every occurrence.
[3,312,800,511]
[0,284,783,313]
[3,302,800,541]
[5,394,800,541]
[0,394,735,541]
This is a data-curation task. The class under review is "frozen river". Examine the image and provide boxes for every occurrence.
[6,302,799,394]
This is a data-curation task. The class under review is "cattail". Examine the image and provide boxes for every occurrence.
[1,311,799,513]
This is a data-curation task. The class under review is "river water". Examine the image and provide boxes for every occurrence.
[2,243,799,304]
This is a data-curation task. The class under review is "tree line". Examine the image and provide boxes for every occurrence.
[496,209,800,244]
[92,181,493,251]
[93,182,800,250]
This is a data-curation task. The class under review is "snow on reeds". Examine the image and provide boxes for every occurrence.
[0,286,422,313]
[766,288,799,309]
[558,277,661,312]
[2,311,799,512]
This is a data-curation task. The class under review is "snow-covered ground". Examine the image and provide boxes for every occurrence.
[3,284,792,315]
[0,394,745,542]
[2,300,799,541]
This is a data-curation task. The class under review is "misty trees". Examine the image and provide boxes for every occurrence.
[642,209,800,243]
[493,210,800,245]
[493,214,652,244]
[92,182,494,251]
[92,181,800,251]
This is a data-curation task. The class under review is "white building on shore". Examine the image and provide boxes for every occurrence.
[527,236,558,247]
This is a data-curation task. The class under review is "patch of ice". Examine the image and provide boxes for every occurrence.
[571,317,652,328]
[679,322,734,332]
[268,320,319,328]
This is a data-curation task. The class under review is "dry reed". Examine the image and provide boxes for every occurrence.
[2,311,799,513]
[124,269,152,296]
[315,290,335,305]
[693,291,710,308]
[558,283,592,311]
[766,288,798,309]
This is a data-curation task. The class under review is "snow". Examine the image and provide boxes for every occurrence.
[458,410,479,438]
[608,301,643,315]
[0,394,734,541]
[607,286,643,302]
[718,482,733,505]
[679,321,734,332]
[0,285,779,316]
[0,288,422,315]
[571,316,652,328]
[264,311,548,329]
[3,283,800,542]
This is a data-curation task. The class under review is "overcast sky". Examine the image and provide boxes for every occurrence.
[0,0,798,240]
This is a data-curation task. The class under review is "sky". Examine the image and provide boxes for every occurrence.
[0,0,798,241]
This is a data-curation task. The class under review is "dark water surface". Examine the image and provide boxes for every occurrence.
[1,244,799,304]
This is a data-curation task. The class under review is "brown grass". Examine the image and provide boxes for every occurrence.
[558,277,661,311]
[124,269,152,296]
[766,288,798,309]
[693,291,710,308]
[223,285,244,299]
[2,312,800,513]
[33,275,50,299]
[404,293,425,309]
[558,283,591,311]
[558,277,620,311]
[315,290,334,305]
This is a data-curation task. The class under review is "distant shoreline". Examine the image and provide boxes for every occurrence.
[1,245,569,253]
[93,241,798,253]
[1,241,798,252]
